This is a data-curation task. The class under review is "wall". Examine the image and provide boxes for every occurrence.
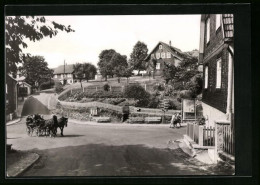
[202,102,227,127]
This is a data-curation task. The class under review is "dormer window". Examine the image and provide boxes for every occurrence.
[156,53,160,59]
[216,14,221,30]
[159,45,162,49]
[206,17,210,43]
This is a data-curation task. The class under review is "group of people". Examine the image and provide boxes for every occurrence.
[169,113,182,128]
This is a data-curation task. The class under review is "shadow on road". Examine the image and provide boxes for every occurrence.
[21,97,50,116]
[21,143,234,177]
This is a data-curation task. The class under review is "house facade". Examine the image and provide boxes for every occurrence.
[16,75,32,96]
[144,41,198,76]
[53,64,75,84]
[199,14,234,127]
[6,75,18,121]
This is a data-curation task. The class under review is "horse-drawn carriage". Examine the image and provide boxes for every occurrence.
[26,114,68,137]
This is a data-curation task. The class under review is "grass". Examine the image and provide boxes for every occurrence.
[63,76,164,90]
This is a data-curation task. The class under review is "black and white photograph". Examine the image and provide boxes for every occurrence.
[3,4,253,180]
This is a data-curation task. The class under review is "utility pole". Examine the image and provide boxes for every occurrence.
[63,60,66,85]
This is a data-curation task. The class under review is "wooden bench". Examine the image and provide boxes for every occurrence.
[145,117,162,123]
[93,117,111,123]
[128,117,145,124]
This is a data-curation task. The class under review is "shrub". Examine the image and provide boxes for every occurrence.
[147,96,160,108]
[103,83,110,91]
[153,83,165,91]
[124,84,150,100]
[179,90,193,99]
[54,82,64,93]
[40,80,55,90]
[168,99,181,110]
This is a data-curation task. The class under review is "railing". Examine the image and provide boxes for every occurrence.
[203,126,215,146]
[223,125,234,155]
[186,123,215,147]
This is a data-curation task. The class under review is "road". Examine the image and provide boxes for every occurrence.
[7,92,233,176]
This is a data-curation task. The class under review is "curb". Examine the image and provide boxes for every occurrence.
[6,118,22,126]
[7,153,40,177]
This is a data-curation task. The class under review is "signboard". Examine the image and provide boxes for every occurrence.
[182,99,196,120]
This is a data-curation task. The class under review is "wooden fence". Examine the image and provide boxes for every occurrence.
[186,123,215,147]
[223,125,235,155]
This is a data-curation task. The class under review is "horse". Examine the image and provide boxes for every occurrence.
[170,113,182,128]
[56,117,68,136]
[36,115,58,137]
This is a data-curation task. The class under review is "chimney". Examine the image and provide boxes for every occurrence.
[169,40,171,47]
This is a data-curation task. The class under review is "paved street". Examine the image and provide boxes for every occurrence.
[6,93,233,176]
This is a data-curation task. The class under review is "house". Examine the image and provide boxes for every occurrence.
[198,14,234,161]
[16,74,32,96]
[199,14,234,127]
[144,41,197,76]
[53,64,75,84]
[6,74,18,121]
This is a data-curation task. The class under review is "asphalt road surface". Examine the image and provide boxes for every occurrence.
[7,92,233,176]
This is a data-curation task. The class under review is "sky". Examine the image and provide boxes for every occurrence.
[22,15,201,69]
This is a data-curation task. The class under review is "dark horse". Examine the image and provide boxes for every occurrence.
[36,115,58,137]
[56,117,68,136]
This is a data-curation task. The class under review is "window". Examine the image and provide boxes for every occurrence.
[204,66,208,88]
[161,52,165,59]
[159,45,162,49]
[54,75,57,78]
[206,18,210,43]
[156,63,160,70]
[156,53,160,59]
[167,52,171,58]
[216,59,222,88]
[151,54,155,58]
[67,74,72,78]
[216,14,221,30]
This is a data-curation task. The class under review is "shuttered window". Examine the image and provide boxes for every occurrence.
[167,52,171,58]
[156,53,160,59]
[206,18,210,43]
[161,52,165,59]
[216,14,221,30]
[216,59,222,88]
[204,66,208,88]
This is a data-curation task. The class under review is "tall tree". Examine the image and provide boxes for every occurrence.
[110,53,128,83]
[73,63,85,89]
[97,49,116,81]
[5,16,74,76]
[129,41,148,75]
[162,62,177,84]
[19,55,54,89]
[122,66,133,84]
[83,63,97,82]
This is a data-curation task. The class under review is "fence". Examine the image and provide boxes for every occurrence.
[186,123,215,147]
[223,125,235,155]
[203,126,215,146]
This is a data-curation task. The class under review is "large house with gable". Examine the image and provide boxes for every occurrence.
[144,41,198,76]
[53,64,76,84]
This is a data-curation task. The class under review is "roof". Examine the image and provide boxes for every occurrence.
[18,81,32,87]
[184,50,199,58]
[16,76,26,81]
[53,64,74,74]
[144,41,189,61]
[222,14,234,39]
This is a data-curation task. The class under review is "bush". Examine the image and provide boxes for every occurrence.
[54,82,64,93]
[153,84,165,91]
[124,84,150,100]
[147,96,160,108]
[39,80,55,90]
[103,83,110,91]
[168,99,181,110]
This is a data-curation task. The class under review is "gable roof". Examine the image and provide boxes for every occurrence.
[144,41,188,61]
[53,64,74,74]
[18,81,32,87]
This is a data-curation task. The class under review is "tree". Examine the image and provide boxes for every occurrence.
[73,63,85,89]
[19,55,54,89]
[83,63,97,82]
[162,62,177,84]
[146,57,157,79]
[129,41,148,74]
[122,67,133,84]
[111,53,128,83]
[5,16,74,76]
[97,49,116,81]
